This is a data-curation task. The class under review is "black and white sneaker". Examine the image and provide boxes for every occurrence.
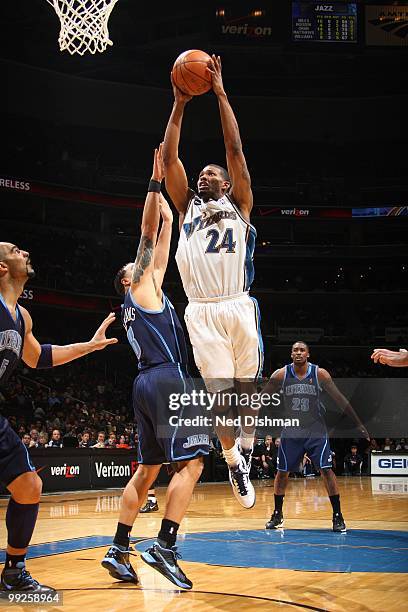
[139,500,159,513]
[1,563,55,593]
[332,512,347,533]
[228,455,256,509]
[140,542,192,590]
[265,510,284,529]
[101,545,138,583]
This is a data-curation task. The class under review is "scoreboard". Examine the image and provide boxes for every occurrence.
[292,2,358,42]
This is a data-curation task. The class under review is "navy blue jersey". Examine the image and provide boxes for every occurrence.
[281,362,324,425]
[0,294,25,387]
[122,290,188,371]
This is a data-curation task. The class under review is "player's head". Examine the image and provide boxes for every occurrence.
[197,164,231,201]
[291,341,310,365]
[0,242,35,282]
[114,262,133,296]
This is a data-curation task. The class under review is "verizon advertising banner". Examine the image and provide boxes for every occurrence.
[91,452,138,489]
[32,450,90,492]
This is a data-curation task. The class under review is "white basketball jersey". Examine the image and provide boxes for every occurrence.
[175,193,256,300]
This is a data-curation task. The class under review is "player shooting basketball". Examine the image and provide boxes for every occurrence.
[162,54,262,510]
[0,242,117,594]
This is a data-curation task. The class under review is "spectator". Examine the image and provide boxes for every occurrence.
[92,431,106,448]
[37,432,48,448]
[116,434,130,449]
[47,429,63,448]
[260,435,276,479]
[395,438,408,451]
[382,438,395,452]
[79,431,92,448]
[106,432,117,448]
[344,444,363,475]
[21,433,32,449]
[30,429,39,444]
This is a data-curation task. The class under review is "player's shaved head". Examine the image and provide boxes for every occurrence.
[0,242,14,261]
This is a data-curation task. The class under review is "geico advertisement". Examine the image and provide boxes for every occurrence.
[91,455,138,486]
[35,455,89,491]
[371,454,408,476]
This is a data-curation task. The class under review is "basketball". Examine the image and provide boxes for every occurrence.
[172,49,212,96]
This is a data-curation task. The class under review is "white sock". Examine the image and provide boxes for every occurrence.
[222,443,242,467]
[239,429,255,452]
[148,496,157,503]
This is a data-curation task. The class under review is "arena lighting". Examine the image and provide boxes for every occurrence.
[252,9,265,17]
[216,8,225,17]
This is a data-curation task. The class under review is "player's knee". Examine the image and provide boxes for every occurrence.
[11,472,42,504]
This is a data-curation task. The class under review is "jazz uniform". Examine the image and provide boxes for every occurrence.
[122,289,209,464]
[176,193,263,392]
[277,362,333,473]
[0,295,36,489]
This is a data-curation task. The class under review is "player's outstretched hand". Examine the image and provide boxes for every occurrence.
[170,72,192,104]
[90,313,118,351]
[207,55,225,97]
[371,348,408,367]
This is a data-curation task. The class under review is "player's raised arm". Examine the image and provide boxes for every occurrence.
[130,147,163,298]
[20,306,117,369]
[153,194,173,289]
[318,368,370,440]
[371,348,408,367]
[162,75,194,218]
[208,55,253,221]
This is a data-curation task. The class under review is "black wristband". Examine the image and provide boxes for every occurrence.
[148,179,161,193]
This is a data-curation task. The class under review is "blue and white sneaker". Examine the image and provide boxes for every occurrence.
[228,455,256,509]
[101,545,138,583]
[140,542,192,590]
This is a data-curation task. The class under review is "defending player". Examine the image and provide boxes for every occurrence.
[0,242,117,593]
[101,146,209,590]
[263,341,369,533]
[162,54,262,509]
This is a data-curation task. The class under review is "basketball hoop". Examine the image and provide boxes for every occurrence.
[46,0,120,56]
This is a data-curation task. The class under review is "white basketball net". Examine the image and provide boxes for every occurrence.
[46,0,119,56]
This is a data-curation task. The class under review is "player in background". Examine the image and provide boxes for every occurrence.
[101,146,209,590]
[0,242,117,593]
[139,486,159,513]
[371,348,408,367]
[162,54,262,510]
[262,341,369,533]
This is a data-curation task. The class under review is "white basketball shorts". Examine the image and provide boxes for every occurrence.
[184,292,263,393]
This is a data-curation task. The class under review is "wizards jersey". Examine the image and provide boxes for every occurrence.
[175,192,256,300]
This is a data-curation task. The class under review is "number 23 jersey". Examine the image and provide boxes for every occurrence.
[175,193,257,300]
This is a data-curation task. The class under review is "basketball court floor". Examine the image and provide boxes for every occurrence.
[1,477,407,611]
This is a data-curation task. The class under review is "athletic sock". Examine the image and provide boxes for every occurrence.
[329,494,341,515]
[222,443,242,468]
[238,429,255,452]
[5,554,26,570]
[6,499,39,551]
[274,494,285,513]
[113,522,132,549]
[158,519,179,549]
[148,495,157,504]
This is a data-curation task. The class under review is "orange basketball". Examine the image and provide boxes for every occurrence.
[172,49,212,96]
